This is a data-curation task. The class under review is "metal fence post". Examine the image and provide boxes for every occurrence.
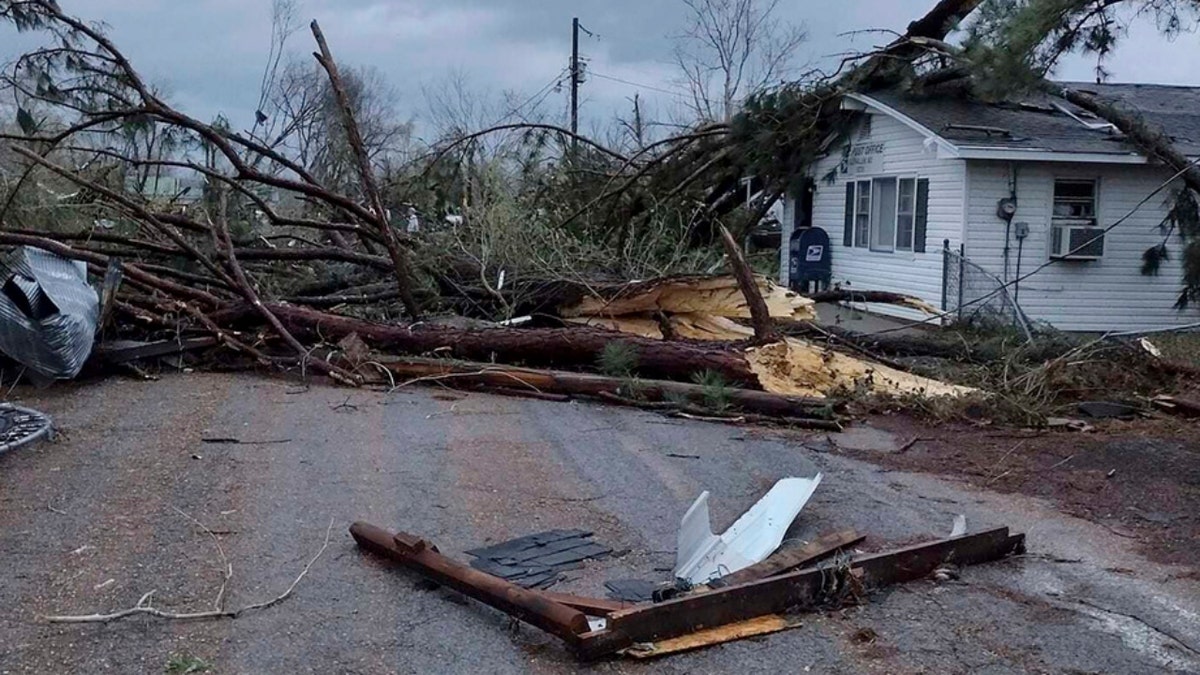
[941,239,950,312]
[957,243,966,322]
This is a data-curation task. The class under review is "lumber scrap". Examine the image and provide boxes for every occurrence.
[621,614,803,659]
[352,522,1024,661]
[575,527,1025,659]
[711,529,864,587]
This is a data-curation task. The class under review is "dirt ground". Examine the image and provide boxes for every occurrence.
[1,373,1199,674]
[841,415,1200,569]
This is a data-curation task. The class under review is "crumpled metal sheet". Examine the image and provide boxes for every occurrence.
[674,474,823,585]
[0,247,98,379]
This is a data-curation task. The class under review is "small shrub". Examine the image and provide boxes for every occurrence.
[691,369,731,412]
[598,342,639,378]
[166,653,211,674]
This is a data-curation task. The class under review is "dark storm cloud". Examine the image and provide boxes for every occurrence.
[2,1,1197,135]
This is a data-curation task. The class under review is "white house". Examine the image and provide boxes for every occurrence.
[780,82,1200,332]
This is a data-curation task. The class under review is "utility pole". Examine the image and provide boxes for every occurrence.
[570,17,580,148]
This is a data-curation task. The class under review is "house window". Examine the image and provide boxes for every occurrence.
[847,176,918,251]
[1053,179,1097,222]
[853,180,871,248]
[1051,179,1104,258]
[896,178,917,250]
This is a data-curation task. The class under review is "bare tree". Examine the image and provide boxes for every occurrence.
[673,0,807,122]
[266,59,414,196]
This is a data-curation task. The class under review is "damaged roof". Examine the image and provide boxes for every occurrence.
[860,82,1200,157]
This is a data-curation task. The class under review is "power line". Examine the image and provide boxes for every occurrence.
[589,71,685,98]
[507,67,569,120]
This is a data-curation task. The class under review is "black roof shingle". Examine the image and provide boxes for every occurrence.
[863,82,1200,157]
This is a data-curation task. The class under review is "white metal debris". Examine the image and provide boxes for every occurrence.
[673,474,823,585]
[950,514,968,537]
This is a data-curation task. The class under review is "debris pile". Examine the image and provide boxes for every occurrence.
[351,473,1026,660]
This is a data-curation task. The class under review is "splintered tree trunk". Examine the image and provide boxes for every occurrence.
[718,223,778,343]
[260,304,761,386]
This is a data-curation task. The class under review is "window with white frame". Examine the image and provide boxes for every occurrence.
[846,176,919,251]
[1052,179,1097,222]
[853,180,870,248]
[1050,179,1104,258]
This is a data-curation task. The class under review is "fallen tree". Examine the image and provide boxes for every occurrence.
[368,357,839,426]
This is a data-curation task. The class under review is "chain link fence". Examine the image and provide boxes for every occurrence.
[942,242,1033,340]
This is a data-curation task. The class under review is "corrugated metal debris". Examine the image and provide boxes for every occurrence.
[0,247,98,379]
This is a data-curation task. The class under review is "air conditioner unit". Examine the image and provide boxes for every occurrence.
[1051,220,1104,260]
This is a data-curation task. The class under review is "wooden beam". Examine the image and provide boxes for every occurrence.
[712,528,864,587]
[349,522,590,645]
[575,527,1024,659]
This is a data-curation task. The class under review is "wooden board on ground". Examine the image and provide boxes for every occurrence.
[621,614,803,659]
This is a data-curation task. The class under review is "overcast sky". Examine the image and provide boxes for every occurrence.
[4,0,1198,141]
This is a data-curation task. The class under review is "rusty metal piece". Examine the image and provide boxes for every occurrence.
[575,527,1025,659]
[349,522,590,645]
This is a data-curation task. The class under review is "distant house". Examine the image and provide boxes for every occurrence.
[780,83,1200,332]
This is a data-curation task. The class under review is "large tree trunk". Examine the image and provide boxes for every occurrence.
[372,358,834,422]
[260,304,761,386]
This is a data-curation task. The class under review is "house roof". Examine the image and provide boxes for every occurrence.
[860,82,1200,159]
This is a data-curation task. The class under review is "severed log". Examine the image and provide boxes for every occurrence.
[366,357,835,421]
[251,303,765,386]
[349,523,590,645]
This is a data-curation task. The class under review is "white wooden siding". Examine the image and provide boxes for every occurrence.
[782,111,966,320]
[964,160,1196,332]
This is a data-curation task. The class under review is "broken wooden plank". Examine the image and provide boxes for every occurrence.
[711,528,864,587]
[621,614,803,659]
[349,522,589,645]
[94,336,218,364]
[575,527,1024,659]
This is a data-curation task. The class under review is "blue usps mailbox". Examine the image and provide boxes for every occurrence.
[789,227,831,293]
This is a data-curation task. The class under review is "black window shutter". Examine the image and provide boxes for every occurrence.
[843,183,854,247]
[913,178,929,253]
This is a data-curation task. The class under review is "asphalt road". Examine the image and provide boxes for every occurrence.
[1,373,1198,674]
